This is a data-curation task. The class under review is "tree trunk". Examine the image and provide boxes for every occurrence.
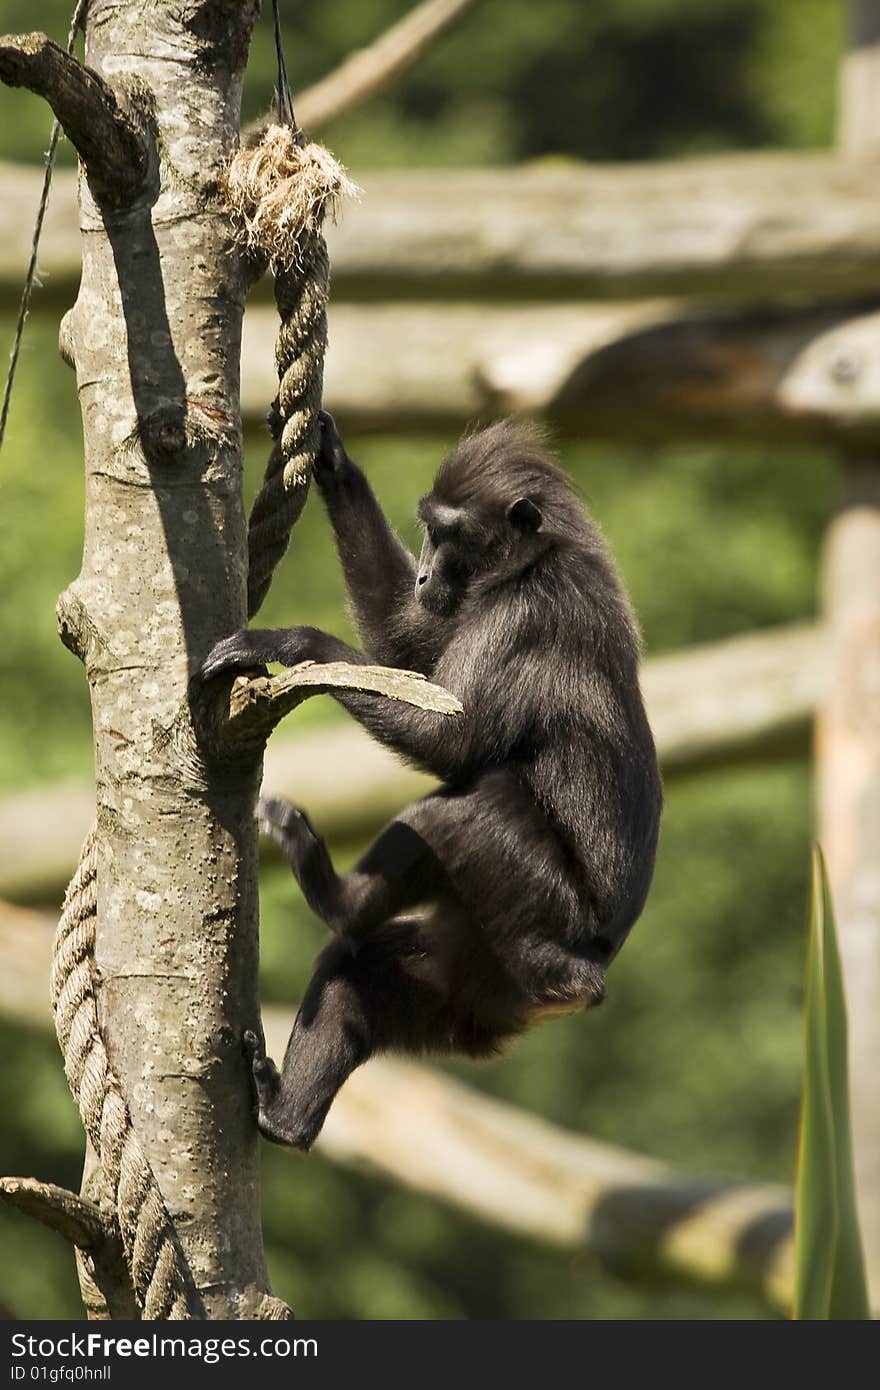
[1,3,460,1318]
[4,0,280,1318]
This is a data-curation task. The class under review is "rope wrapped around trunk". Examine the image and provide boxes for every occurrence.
[52,827,200,1319]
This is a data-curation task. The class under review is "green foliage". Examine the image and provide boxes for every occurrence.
[0,318,91,786]
[792,849,869,1320]
[0,1,840,168]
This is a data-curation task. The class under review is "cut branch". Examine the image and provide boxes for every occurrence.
[219,659,462,753]
[0,1172,138,1319]
[295,0,479,131]
[0,34,147,204]
[0,1177,110,1251]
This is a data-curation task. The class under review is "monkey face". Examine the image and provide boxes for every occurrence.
[415,520,464,615]
[416,494,545,616]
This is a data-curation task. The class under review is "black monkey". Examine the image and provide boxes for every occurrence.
[201,413,662,1149]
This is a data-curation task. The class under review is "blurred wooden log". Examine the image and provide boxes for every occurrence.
[0,162,81,300]
[0,622,826,903]
[643,622,826,772]
[312,1045,794,1310]
[0,906,793,1308]
[243,300,880,444]
[0,901,54,1028]
[5,154,880,303]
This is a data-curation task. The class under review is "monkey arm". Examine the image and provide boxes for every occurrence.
[200,625,473,780]
[314,412,437,670]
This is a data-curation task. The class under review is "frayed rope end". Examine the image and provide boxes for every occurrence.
[224,123,360,269]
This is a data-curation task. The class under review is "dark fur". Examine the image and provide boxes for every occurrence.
[203,414,662,1149]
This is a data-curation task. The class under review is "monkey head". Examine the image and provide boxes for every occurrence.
[415,419,580,616]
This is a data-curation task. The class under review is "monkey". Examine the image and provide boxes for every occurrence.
[200,412,662,1150]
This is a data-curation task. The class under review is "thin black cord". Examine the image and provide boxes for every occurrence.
[0,0,90,454]
[272,0,296,128]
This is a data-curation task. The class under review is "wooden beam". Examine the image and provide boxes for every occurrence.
[242,300,880,444]
[0,162,81,299]
[0,623,826,903]
[643,622,826,772]
[5,153,880,303]
[0,907,793,1308]
[839,1,880,160]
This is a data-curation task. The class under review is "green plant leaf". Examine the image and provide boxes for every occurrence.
[792,846,870,1319]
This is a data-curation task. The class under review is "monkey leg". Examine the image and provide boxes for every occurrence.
[257,796,339,926]
[244,916,504,1150]
[257,794,442,941]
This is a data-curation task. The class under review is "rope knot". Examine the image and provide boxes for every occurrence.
[224,122,359,270]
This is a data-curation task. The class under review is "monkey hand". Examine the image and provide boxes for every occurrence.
[199,629,275,682]
[199,626,332,684]
[314,409,353,491]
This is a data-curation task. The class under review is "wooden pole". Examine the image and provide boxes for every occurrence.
[816,0,880,1301]
[8,154,880,306]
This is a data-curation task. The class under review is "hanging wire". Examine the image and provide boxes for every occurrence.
[0,0,90,454]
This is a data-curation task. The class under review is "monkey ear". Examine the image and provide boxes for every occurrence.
[507,497,542,532]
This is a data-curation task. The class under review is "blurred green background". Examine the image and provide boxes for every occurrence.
[0,0,844,1319]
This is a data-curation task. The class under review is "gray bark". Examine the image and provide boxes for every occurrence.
[4,0,283,1318]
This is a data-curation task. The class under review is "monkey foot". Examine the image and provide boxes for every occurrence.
[243,1029,325,1152]
[256,796,319,854]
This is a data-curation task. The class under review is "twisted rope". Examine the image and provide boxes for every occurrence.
[222,123,357,618]
[52,826,200,1319]
[246,236,329,617]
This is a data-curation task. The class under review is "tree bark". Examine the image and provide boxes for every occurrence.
[2,0,287,1318]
